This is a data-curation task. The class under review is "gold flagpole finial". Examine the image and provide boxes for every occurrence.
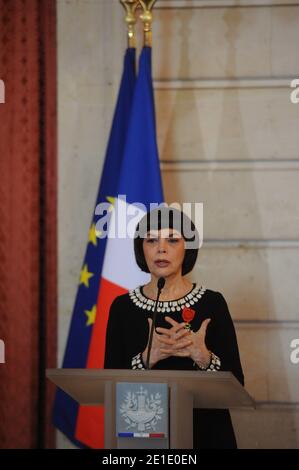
[120,0,139,48]
[139,0,157,47]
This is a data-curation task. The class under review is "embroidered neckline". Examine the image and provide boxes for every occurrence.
[129,283,206,313]
[141,282,196,302]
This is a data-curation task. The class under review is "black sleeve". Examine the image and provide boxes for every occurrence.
[104,296,128,369]
[207,292,244,386]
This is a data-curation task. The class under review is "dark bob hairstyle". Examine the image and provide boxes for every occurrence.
[134,206,199,276]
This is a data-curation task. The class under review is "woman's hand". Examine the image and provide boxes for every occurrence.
[142,317,193,368]
[155,316,212,368]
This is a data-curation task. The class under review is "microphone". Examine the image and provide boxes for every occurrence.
[146,277,166,370]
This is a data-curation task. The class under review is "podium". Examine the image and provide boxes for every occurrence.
[47,368,254,449]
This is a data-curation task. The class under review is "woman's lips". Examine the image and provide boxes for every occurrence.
[155,260,170,267]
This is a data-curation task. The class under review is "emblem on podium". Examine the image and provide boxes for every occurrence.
[116,382,168,439]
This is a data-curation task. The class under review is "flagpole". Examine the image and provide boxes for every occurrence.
[120,0,139,48]
[139,0,157,47]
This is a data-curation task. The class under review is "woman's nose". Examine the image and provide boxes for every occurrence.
[157,238,167,253]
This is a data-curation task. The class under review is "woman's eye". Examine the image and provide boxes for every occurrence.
[168,238,179,243]
[146,238,157,243]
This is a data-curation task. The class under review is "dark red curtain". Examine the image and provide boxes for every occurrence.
[0,0,57,448]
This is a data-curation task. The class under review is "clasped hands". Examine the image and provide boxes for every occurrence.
[142,316,211,369]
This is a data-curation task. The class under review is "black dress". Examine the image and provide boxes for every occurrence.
[104,283,244,449]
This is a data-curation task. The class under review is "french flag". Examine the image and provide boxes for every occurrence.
[53,46,163,448]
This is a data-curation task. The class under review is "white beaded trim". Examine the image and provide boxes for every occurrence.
[131,352,146,370]
[129,284,206,313]
[194,351,221,371]
[206,352,221,372]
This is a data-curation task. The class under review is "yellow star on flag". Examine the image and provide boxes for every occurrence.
[88,223,98,246]
[106,196,115,211]
[84,305,97,326]
[80,264,94,288]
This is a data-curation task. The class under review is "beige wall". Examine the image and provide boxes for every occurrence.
[57,0,299,448]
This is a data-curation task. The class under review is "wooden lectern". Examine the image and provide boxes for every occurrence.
[47,368,254,449]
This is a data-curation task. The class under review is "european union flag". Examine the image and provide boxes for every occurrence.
[52,48,136,447]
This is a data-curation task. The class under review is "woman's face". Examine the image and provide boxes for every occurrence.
[142,228,185,278]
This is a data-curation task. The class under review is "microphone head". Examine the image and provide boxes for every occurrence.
[157,277,165,290]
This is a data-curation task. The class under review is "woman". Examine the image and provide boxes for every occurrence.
[104,206,244,449]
